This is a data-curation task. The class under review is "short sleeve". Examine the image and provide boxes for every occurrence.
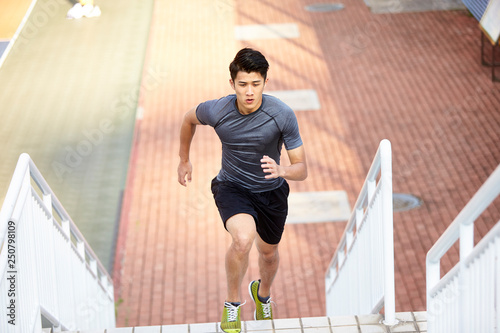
[195,99,218,126]
[281,109,303,150]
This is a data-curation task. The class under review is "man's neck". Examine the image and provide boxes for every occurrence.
[236,98,263,115]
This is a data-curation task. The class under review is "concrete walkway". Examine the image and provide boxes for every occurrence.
[0,0,154,270]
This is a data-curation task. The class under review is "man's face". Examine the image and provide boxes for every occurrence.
[230,71,268,115]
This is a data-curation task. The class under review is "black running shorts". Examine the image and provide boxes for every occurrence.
[211,177,290,245]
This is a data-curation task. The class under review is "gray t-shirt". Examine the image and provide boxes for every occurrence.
[196,94,303,192]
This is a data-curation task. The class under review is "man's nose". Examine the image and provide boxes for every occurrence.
[246,86,253,95]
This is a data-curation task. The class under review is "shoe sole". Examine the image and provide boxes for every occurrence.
[248,281,258,320]
[220,326,241,333]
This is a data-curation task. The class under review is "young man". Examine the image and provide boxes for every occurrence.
[177,48,307,333]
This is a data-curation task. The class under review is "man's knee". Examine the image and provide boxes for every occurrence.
[259,246,279,263]
[231,233,254,255]
[226,214,256,255]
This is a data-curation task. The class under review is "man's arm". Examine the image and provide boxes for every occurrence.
[177,107,202,186]
[261,145,307,181]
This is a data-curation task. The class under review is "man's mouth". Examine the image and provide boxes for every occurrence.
[246,99,254,104]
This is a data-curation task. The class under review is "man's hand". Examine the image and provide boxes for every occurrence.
[261,155,283,179]
[178,160,193,186]
[261,146,307,181]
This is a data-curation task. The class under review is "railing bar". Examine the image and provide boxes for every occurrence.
[0,169,31,286]
[327,142,386,262]
[496,238,500,332]
[427,165,500,264]
[0,154,116,331]
[325,140,394,319]
[476,256,480,331]
[0,154,30,241]
[429,262,461,297]
[27,157,112,283]
[486,248,493,328]
[326,180,384,280]
[485,250,490,329]
[30,188,72,243]
[426,164,500,333]
[381,140,395,325]
[475,257,480,331]
[461,220,500,267]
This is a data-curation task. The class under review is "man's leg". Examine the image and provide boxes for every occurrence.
[247,234,279,320]
[225,213,257,302]
[255,234,279,298]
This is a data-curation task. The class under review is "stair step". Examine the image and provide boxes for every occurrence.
[63,312,426,332]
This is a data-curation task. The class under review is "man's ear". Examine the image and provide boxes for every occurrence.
[229,79,235,90]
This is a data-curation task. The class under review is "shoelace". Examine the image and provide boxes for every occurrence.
[261,298,273,319]
[225,301,246,322]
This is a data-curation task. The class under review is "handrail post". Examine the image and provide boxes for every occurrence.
[426,259,440,314]
[459,222,474,260]
[0,154,30,247]
[458,219,474,333]
[324,140,396,322]
[380,139,396,326]
[43,193,52,215]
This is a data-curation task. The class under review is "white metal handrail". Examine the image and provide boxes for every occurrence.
[426,164,500,333]
[0,153,116,332]
[324,139,396,325]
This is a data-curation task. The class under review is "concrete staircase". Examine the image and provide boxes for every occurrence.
[58,312,427,333]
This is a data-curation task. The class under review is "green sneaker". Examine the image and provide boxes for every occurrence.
[221,301,243,333]
[248,280,273,320]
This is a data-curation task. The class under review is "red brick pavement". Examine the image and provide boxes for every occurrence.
[113,0,500,327]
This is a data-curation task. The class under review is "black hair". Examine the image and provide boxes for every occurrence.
[229,48,269,81]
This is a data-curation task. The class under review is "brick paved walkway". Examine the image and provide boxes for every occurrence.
[113,0,500,327]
